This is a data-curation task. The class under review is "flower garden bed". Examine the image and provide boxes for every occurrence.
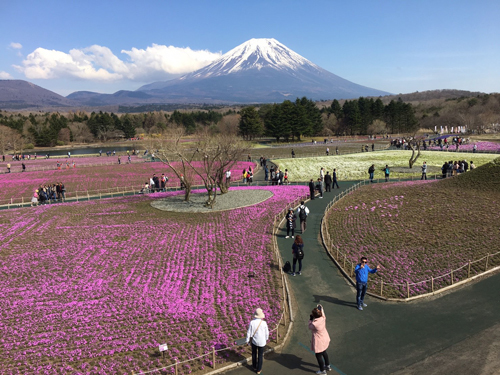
[0,185,309,374]
[0,161,256,205]
[274,150,499,181]
[325,158,500,298]
[428,141,500,152]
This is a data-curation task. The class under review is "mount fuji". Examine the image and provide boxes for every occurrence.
[135,38,390,103]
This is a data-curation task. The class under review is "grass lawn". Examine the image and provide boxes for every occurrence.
[325,157,500,298]
[273,150,499,181]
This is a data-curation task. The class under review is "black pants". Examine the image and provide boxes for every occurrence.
[333,180,339,188]
[251,343,264,372]
[310,189,315,199]
[286,226,294,237]
[315,350,330,371]
[325,183,331,192]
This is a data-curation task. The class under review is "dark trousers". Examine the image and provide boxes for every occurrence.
[315,350,330,371]
[421,173,427,180]
[300,219,307,233]
[251,343,264,372]
[333,180,339,188]
[286,226,294,237]
[325,183,331,192]
[356,282,367,307]
[292,257,302,273]
[310,189,315,199]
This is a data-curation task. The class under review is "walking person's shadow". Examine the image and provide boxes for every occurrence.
[312,294,358,309]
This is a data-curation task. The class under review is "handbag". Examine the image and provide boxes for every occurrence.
[236,319,262,346]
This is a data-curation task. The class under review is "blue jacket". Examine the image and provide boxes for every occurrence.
[354,263,377,283]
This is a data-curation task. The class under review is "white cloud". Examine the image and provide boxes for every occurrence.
[10,42,22,49]
[0,71,13,79]
[14,43,222,83]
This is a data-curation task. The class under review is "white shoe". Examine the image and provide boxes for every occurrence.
[291,236,294,238]
[285,236,289,238]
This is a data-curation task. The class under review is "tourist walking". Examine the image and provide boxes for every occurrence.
[285,208,296,239]
[368,164,375,182]
[246,308,269,375]
[291,149,296,158]
[7,163,11,173]
[332,169,340,189]
[354,256,380,311]
[324,171,332,192]
[309,304,331,374]
[296,201,310,233]
[421,161,427,180]
[291,235,305,276]
[309,179,315,200]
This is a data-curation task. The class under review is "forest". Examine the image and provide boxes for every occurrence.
[0,92,498,151]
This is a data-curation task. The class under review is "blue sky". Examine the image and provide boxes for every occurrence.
[1,0,499,97]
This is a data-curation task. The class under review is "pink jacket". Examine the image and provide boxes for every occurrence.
[308,315,330,353]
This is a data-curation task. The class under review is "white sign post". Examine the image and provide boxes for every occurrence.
[159,343,168,359]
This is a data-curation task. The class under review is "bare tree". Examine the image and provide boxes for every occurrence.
[147,127,196,201]
[147,128,249,207]
[0,126,24,154]
[402,135,422,168]
[192,131,249,207]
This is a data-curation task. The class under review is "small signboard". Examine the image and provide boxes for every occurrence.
[159,344,168,352]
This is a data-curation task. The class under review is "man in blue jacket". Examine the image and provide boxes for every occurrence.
[354,257,380,311]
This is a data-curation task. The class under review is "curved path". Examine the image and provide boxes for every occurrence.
[228,181,500,375]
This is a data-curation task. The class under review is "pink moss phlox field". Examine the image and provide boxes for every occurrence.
[0,155,144,173]
[0,185,308,374]
[428,141,500,152]
[0,161,256,202]
[326,179,500,298]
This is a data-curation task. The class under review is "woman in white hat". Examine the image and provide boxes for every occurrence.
[246,308,269,374]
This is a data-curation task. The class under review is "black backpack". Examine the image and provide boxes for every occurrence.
[299,207,307,220]
[296,246,304,260]
[283,261,291,273]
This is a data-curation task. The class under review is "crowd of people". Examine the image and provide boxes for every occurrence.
[31,182,67,206]
[140,173,169,193]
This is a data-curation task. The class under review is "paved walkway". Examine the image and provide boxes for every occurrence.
[228,181,500,375]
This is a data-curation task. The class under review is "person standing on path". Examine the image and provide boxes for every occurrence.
[309,179,315,200]
[421,161,428,180]
[320,167,325,181]
[297,201,310,233]
[7,163,11,173]
[309,304,331,374]
[324,171,332,192]
[354,256,380,311]
[368,164,375,182]
[384,165,390,182]
[317,178,324,198]
[332,169,340,189]
[285,208,296,239]
[246,308,269,375]
[291,149,296,158]
[291,235,304,276]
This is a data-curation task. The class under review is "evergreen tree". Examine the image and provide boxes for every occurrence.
[238,106,263,140]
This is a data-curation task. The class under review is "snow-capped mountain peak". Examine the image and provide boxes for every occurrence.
[186,38,317,79]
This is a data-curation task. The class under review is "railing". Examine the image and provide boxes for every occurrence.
[132,194,310,375]
[320,181,500,301]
